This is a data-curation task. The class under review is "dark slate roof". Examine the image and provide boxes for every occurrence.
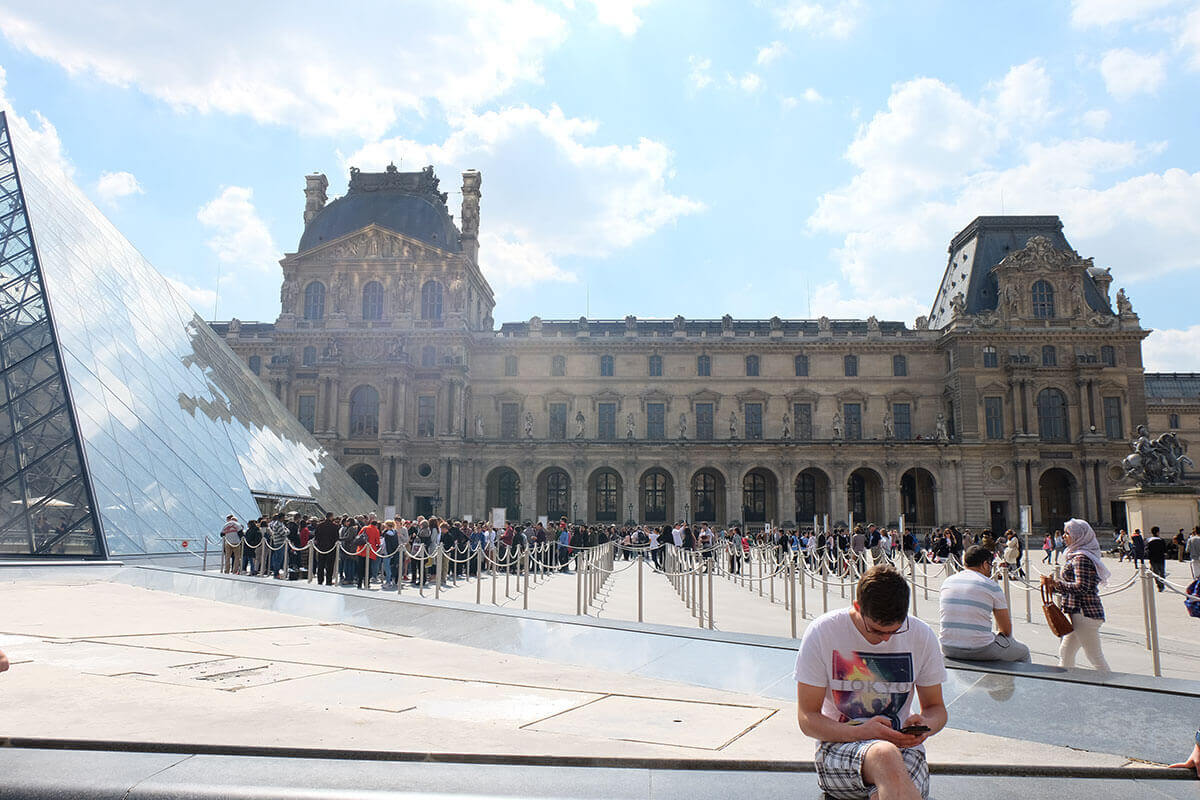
[496,318,915,338]
[928,216,1113,328]
[1144,373,1200,399]
[297,165,460,254]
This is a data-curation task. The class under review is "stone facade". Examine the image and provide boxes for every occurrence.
[213,168,1173,534]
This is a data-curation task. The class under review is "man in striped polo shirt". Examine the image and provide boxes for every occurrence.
[938,545,1031,662]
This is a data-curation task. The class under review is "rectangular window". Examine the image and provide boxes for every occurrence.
[985,397,1004,440]
[551,355,565,376]
[600,355,614,376]
[598,402,616,440]
[893,355,907,377]
[794,354,808,377]
[793,403,812,440]
[648,355,662,377]
[844,354,858,377]
[983,346,998,368]
[696,402,713,440]
[892,402,911,439]
[1042,345,1056,366]
[1104,397,1123,439]
[744,402,763,439]
[297,395,316,433]
[501,402,519,439]
[417,395,436,437]
[549,403,567,440]
[697,354,710,376]
[1169,413,1180,429]
[647,402,665,440]
[504,356,518,376]
[745,355,759,376]
[844,403,862,440]
[1101,345,1115,367]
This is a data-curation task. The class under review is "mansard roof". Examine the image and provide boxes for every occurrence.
[298,164,461,254]
[1144,373,1200,400]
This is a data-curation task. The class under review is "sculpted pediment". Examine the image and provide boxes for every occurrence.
[994,235,1087,273]
[287,224,457,266]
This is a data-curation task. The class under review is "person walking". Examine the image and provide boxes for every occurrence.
[1130,528,1146,569]
[1052,530,1065,565]
[1043,518,1111,672]
[1114,529,1129,562]
[1146,526,1168,593]
[1187,527,1200,580]
[1041,533,1053,564]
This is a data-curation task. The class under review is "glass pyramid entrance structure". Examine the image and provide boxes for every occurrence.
[0,111,373,558]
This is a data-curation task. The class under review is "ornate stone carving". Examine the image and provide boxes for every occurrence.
[673,314,686,332]
[331,272,349,313]
[914,315,929,330]
[1116,287,1134,315]
[280,281,298,315]
[721,314,733,332]
[626,412,635,439]
[996,235,1081,272]
[460,170,481,239]
[677,412,687,440]
[475,414,485,438]
[866,315,880,333]
[524,411,534,438]
[949,292,966,319]
[728,411,738,438]
[782,413,791,440]
[883,410,894,440]
[831,411,843,440]
[935,412,949,442]
[575,410,586,439]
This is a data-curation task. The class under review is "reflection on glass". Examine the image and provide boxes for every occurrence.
[0,111,372,557]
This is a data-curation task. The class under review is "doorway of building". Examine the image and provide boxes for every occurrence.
[990,501,1008,534]
[413,496,435,518]
[1039,469,1073,534]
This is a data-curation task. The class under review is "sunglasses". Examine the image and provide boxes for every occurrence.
[862,616,910,637]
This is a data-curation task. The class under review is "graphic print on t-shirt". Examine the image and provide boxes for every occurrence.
[830,650,914,729]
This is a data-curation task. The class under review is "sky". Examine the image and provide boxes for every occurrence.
[0,0,1198,370]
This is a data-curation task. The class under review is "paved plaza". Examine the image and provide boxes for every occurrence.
[1,561,1198,799]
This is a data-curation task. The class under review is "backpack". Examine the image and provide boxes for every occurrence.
[1185,578,1200,619]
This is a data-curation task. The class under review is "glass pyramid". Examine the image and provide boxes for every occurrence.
[0,111,373,558]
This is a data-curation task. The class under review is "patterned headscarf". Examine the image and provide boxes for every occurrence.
[1063,518,1111,585]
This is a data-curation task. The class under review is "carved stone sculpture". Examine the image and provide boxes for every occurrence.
[280,281,298,315]
[626,412,635,439]
[914,315,929,330]
[728,411,738,439]
[524,411,534,438]
[575,410,586,439]
[782,413,791,440]
[1070,281,1086,317]
[475,414,485,438]
[1124,425,1195,485]
[935,413,949,442]
[1003,284,1019,317]
[949,292,966,318]
[866,315,880,333]
[677,412,687,440]
[832,412,843,441]
[1116,287,1134,315]
[883,410,894,440]
[818,316,831,333]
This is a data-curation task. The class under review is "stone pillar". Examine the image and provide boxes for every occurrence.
[726,467,742,526]
[303,173,328,225]
[316,378,327,432]
[336,381,349,439]
[519,464,536,523]
[1076,379,1088,439]
[1079,460,1091,522]
[882,467,898,527]
[461,170,481,264]
[830,465,849,526]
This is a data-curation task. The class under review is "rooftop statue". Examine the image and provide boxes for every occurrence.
[1124,425,1194,485]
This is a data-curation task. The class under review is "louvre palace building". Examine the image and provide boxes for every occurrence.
[211,164,1199,535]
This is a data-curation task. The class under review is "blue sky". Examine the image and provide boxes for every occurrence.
[0,0,1198,369]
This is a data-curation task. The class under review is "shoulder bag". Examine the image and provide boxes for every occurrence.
[1041,584,1074,637]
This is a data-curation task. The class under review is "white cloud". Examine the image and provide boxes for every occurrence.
[165,276,217,318]
[756,40,788,65]
[1144,325,1200,371]
[1099,48,1167,100]
[0,66,74,179]
[986,59,1054,127]
[197,186,278,273]
[1082,108,1112,131]
[729,72,763,93]
[783,88,824,108]
[344,105,703,293]
[687,55,714,90]
[775,0,863,38]
[584,0,652,35]
[1070,0,1180,27]
[0,1,567,138]
[807,65,1200,320]
[95,170,143,203]
[803,87,825,102]
[1179,5,1200,69]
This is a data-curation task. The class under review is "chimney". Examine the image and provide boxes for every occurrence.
[460,169,481,262]
[303,173,328,226]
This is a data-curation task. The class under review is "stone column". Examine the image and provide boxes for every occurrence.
[316,378,327,432]
[519,463,537,523]
[1076,379,1088,439]
[726,466,742,526]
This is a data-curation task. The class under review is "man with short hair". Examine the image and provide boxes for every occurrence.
[1186,527,1200,580]
[938,545,1031,662]
[795,565,947,800]
[1146,526,1168,592]
[313,513,340,586]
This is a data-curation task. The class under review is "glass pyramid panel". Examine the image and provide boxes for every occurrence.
[0,111,373,557]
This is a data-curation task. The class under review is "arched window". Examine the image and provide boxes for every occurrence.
[303,281,325,320]
[643,472,668,522]
[421,346,436,367]
[745,355,759,376]
[600,354,614,377]
[362,281,384,321]
[1042,345,1057,367]
[546,471,570,519]
[1031,280,1055,319]
[594,471,619,522]
[497,470,520,519]
[742,472,767,523]
[1037,388,1069,442]
[349,385,380,438]
[421,280,443,321]
[794,354,808,377]
[302,346,316,366]
[692,471,718,522]
[551,355,566,376]
[247,355,261,375]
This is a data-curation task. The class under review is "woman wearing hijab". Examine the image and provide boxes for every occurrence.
[1041,518,1111,671]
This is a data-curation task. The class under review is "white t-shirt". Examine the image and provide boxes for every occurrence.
[793,608,946,735]
[938,569,1006,649]
[221,520,242,547]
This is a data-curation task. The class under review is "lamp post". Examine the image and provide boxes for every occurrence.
[432,494,442,517]
[572,501,578,524]
[685,502,690,524]
[628,502,634,526]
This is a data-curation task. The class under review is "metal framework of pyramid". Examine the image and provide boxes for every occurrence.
[0,111,372,558]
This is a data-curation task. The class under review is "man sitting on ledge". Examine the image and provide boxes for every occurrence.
[938,545,1031,662]
[796,565,948,800]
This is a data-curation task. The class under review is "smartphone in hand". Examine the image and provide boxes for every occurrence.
[899,724,930,735]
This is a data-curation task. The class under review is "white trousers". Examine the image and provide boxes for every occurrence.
[1059,613,1109,671]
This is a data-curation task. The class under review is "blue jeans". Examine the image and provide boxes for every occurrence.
[270,547,284,575]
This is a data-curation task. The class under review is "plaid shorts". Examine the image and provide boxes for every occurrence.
[814,740,929,799]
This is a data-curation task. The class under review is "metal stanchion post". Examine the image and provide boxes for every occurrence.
[638,554,644,623]
[909,554,918,617]
[1140,565,1151,649]
[757,550,763,598]
[307,543,315,583]
[789,561,798,638]
[799,555,807,619]
[1147,571,1161,677]
[491,550,497,604]
[576,554,583,615]
[1002,565,1011,609]
[476,550,483,604]
[523,546,529,611]
[435,545,443,599]
[922,559,929,600]
[821,557,829,613]
[697,564,704,629]
[707,566,714,630]
[283,542,290,581]
[202,535,208,572]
